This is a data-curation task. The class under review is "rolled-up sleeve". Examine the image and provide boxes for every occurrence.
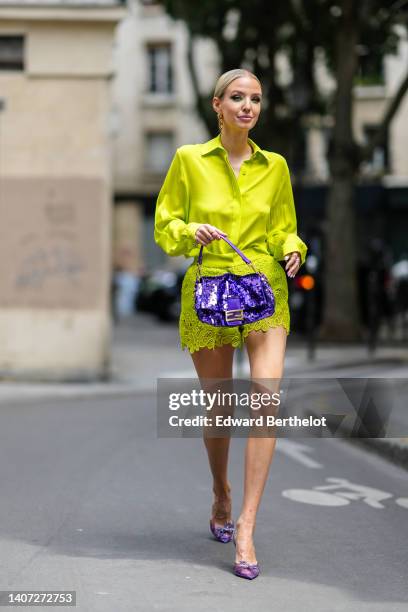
[267,158,308,266]
[154,149,201,257]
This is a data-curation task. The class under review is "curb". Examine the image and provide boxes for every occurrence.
[0,380,157,405]
[350,437,408,471]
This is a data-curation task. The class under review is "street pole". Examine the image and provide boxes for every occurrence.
[306,287,317,362]
[0,98,5,206]
[235,345,244,377]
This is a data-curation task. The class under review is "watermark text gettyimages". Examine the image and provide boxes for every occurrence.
[157,377,407,438]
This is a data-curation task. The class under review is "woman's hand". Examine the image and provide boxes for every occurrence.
[284,251,301,278]
[194,224,227,246]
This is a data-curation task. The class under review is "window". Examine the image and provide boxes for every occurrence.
[146,43,173,94]
[355,47,384,86]
[293,128,307,176]
[319,126,331,179]
[361,124,389,174]
[0,35,24,71]
[145,132,174,174]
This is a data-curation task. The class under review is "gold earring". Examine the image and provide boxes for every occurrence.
[218,113,224,132]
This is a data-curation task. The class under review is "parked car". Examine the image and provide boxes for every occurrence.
[288,252,323,334]
[288,232,323,334]
[288,235,397,338]
[136,262,191,322]
[390,254,408,339]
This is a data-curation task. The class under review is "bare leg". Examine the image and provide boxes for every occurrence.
[190,344,235,526]
[234,326,287,564]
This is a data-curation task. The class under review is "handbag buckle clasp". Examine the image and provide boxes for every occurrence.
[225,308,244,323]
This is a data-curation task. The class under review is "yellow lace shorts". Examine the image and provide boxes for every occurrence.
[179,254,290,353]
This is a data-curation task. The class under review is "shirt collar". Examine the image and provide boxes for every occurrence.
[200,133,270,163]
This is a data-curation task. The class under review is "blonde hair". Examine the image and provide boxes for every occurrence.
[213,68,261,99]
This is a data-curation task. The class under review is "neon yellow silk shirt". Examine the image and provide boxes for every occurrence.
[154,134,307,268]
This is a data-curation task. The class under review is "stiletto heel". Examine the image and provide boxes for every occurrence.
[232,528,260,579]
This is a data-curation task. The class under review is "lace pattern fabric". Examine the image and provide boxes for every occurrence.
[179,255,290,354]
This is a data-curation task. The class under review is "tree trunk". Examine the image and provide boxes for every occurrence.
[318,0,362,341]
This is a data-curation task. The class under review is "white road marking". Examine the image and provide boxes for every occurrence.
[395,497,408,508]
[276,439,323,468]
[282,477,408,509]
[314,477,394,508]
[282,489,350,506]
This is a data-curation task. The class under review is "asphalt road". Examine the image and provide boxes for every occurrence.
[0,391,407,612]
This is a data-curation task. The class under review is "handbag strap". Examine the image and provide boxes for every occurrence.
[196,235,259,281]
[197,235,252,265]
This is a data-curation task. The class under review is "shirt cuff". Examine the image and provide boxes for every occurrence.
[282,234,308,266]
[183,222,202,245]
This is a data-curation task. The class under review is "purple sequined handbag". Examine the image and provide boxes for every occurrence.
[194,236,275,327]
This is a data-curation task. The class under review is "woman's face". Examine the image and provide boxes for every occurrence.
[213,76,262,133]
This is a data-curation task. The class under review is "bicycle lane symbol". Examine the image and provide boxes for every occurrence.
[282,477,408,509]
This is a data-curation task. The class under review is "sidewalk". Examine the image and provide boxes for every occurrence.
[0,313,407,468]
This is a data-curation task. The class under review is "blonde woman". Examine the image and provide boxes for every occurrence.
[154,69,307,580]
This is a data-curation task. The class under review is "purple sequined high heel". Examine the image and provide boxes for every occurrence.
[209,519,235,543]
[210,486,234,543]
[232,528,260,580]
